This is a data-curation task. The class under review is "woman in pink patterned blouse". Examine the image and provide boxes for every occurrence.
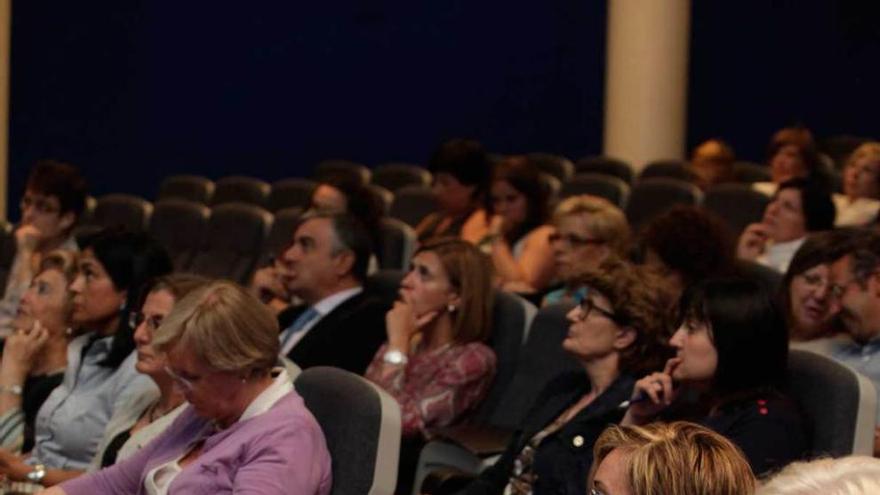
[366,238,496,437]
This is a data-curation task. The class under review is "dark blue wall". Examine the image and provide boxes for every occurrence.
[9,2,880,218]
[8,0,607,216]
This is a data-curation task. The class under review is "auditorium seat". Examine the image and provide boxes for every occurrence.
[372,163,432,192]
[314,159,371,186]
[262,207,303,263]
[704,183,769,237]
[390,185,436,228]
[639,159,696,181]
[367,184,394,216]
[148,199,211,271]
[157,175,214,204]
[733,161,771,183]
[411,302,579,495]
[625,177,703,228]
[0,220,15,297]
[527,152,574,183]
[786,349,877,456]
[377,218,416,271]
[560,173,631,208]
[91,194,153,232]
[188,203,272,284]
[295,366,401,495]
[268,178,317,212]
[211,176,271,207]
[574,155,634,184]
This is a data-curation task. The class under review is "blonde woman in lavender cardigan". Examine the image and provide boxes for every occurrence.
[39,281,331,495]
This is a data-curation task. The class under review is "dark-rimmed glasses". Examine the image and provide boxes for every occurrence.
[573,288,618,322]
[548,232,605,246]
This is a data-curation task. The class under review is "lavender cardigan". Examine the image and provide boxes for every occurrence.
[60,392,332,495]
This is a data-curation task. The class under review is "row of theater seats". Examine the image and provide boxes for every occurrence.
[0,199,417,288]
[358,270,877,495]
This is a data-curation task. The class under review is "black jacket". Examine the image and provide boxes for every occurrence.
[465,371,634,495]
[279,291,388,375]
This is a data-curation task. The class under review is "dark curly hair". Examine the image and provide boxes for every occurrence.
[569,257,674,376]
[638,206,735,289]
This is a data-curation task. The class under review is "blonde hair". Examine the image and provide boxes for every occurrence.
[591,422,756,495]
[552,195,629,256]
[418,238,493,344]
[152,280,279,373]
[757,457,880,495]
[846,142,880,169]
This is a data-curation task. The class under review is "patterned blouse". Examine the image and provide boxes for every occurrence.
[365,342,496,437]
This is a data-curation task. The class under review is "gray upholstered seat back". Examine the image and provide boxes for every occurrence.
[787,349,877,456]
[295,366,401,495]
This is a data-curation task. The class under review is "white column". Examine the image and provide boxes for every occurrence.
[0,0,10,219]
[603,0,691,173]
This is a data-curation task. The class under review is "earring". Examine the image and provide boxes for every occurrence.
[448,304,456,313]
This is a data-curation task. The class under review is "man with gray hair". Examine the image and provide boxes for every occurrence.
[276,212,388,374]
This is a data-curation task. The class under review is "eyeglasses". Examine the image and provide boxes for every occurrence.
[573,288,618,322]
[19,195,60,215]
[128,311,164,331]
[588,488,607,495]
[164,365,195,392]
[548,232,604,246]
[829,271,879,300]
[799,272,828,290]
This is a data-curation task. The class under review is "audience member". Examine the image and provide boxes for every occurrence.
[753,126,825,196]
[464,258,671,495]
[0,251,76,453]
[781,230,856,342]
[757,456,880,495]
[276,212,387,374]
[623,277,807,476]
[834,141,880,226]
[45,281,332,495]
[417,138,493,244]
[0,230,171,486]
[0,161,87,333]
[365,238,496,494]
[479,157,555,292]
[590,421,756,495]
[690,138,736,190]
[826,229,880,452]
[544,195,630,306]
[89,274,208,471]
[310,172,385,250]
[639,205,735,297]
[738,178,835,273]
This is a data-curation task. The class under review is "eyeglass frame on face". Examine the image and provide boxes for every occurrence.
[128,311,164,332]
[548,232,605,247]
[830,270,880,300]
[588,488,606,495]
[572,287,619,323]
[19,194,60,215]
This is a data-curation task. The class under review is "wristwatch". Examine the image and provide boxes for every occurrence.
[26,463,46,483]
[382,349,408,366]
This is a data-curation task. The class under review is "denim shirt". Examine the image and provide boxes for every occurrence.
[31,333,156,470]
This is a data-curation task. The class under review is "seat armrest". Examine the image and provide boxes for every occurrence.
[421,467,478,495]
[432,425,513,456]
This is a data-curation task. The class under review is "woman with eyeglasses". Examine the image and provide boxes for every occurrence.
[43,281,331,495]
[623,277,807,476]
[543,195,630,306]
[0,229,172,488]
[0,250,76,454]
[462,258,671,495]
[781,230,857,342]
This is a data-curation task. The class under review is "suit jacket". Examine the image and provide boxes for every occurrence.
[466,371,634,495]
[280,291,389,375]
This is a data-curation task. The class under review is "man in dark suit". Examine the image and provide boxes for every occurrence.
[276,211,388,374]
